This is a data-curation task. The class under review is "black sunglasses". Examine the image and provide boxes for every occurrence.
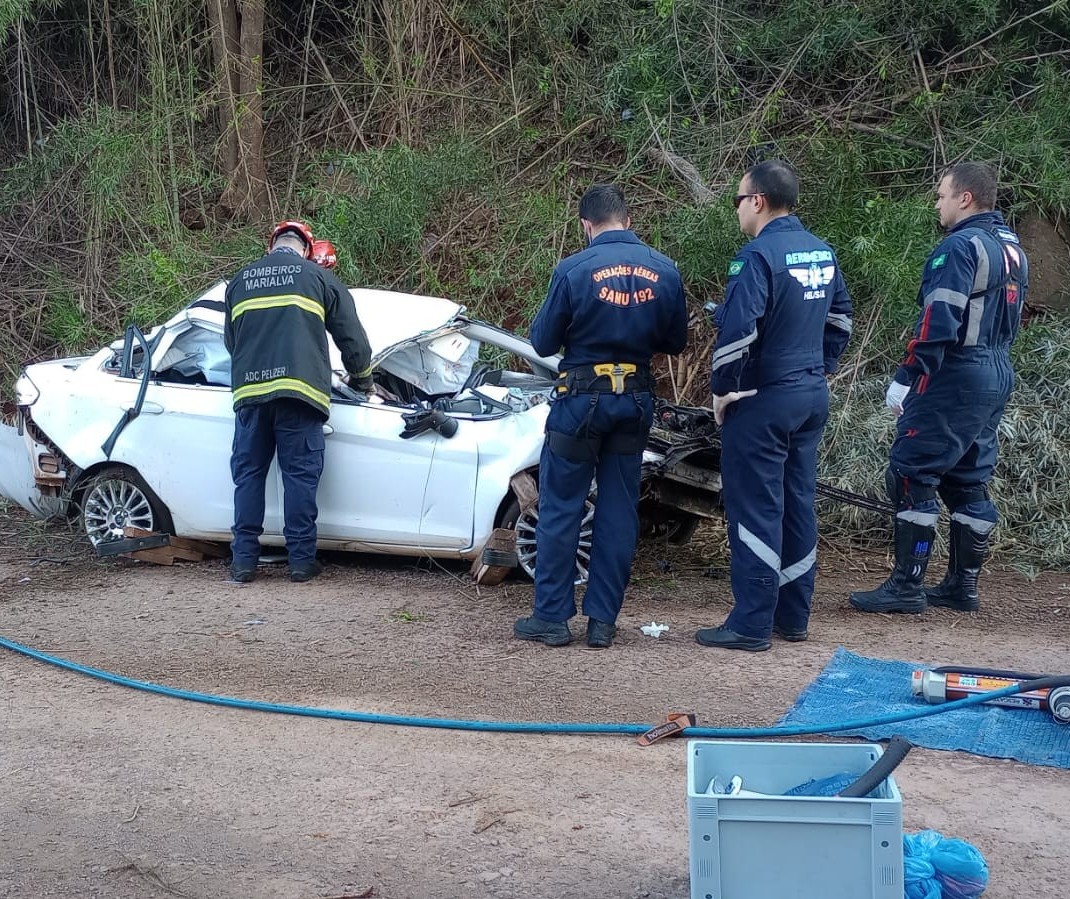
[732,192,765,209]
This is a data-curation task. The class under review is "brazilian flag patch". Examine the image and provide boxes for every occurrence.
[728,259,746,276]
[931,253,947,270]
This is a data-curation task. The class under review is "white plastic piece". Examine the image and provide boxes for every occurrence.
[640,621,669,638]
[427,332,471,363]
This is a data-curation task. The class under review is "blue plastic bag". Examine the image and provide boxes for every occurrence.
[783,772,877,797]
[903,830,989,899]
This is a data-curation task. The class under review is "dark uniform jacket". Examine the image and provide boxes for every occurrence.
[894,211,1027,392]
[224,248,372,420]
[530,230,687,367]
[710,215,852,396]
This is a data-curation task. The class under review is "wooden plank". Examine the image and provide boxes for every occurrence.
[95,534,170,557]
[121,545,176,566]
[471,562,509,586]
[124,526,161,540]
[167,544,209,563]
[509,470,539,513]
[484,528,517,552]
[119,527,229,563]
[168,535,229,559]
[471,528,518,586]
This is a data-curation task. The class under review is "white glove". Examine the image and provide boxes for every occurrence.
[712,389,758,426]
[885,380,910,416]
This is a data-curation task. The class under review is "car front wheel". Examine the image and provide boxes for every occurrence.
[499,492,594,586]
[79,466,174,545]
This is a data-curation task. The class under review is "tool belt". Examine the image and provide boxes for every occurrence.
[556,363,653,396]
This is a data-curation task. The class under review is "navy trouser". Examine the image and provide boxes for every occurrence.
[231,398,326,567]
[533,390,654,624]
[888,353,1013,533]
[721,373,829,640]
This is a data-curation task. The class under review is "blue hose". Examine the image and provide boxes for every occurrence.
[0,634,1029,738]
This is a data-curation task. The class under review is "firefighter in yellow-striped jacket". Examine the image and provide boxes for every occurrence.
[224,220,372,584]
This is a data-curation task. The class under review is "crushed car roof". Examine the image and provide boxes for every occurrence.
[154,281,466,360]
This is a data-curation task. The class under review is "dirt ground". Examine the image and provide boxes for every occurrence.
[1,502,1068,899]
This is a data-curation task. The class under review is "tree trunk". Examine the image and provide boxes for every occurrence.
[207,0,240,181]
[212,0,268,221]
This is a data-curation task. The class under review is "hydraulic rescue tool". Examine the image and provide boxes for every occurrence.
[912,666,1070,724]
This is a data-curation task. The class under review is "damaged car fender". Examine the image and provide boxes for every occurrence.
[0,418,67,519]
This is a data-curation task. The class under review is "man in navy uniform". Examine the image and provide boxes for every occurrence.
[696,160,852,651]
[225,220,373,584]
[514,184,688,648]
[851,162,1027,614]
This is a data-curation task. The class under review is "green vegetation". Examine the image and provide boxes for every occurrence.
[2,0,1069,562]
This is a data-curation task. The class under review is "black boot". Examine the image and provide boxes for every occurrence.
[849,519,934,613]
[925,520,987,612]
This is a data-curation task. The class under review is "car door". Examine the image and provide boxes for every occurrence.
[314,399,477,550]
[111,320,283,539]
[119,381,281,538]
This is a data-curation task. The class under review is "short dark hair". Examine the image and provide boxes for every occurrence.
[943,161,997,210]
[744,160,798,211]
[579,184,629,226]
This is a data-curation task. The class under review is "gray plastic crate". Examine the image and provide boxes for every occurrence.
[687,740,903,899]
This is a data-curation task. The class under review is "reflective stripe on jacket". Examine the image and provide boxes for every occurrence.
[224,249,372,419]
[894,211,1028,387]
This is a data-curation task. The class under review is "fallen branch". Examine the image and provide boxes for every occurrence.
[105,858,191,897]
[473,807,522,833]
[447,793,489,808]
[645,147,717,206]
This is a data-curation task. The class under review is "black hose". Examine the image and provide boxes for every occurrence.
[932,665,1044,680]
[815,482,896,515]
[838,735,913,798]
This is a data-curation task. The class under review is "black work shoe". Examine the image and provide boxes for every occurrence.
[925,589,980,613]
[229,564,256,583]
[513,615,573,646]
[289,560,323,583]
[924,519,985,612]
[773,624,809,642]
[925,569,981,612]
[694,625,771,652]
[848,584,926,614]
[585,618,616,649]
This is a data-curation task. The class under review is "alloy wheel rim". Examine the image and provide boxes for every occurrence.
[514,498,594,585]
[83,479,155,544]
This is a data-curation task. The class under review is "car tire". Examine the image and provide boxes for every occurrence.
[499,491,594,586]
[78,466,175,546]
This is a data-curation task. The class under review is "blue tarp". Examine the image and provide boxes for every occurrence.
[779,647,1070,769]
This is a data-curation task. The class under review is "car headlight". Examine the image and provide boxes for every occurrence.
[15,372,39,406]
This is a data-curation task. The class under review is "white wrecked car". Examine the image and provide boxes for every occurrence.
[0,283,723,579]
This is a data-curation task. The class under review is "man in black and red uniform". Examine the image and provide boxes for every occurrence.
[224,221,372,583]
[851,162,1028,614]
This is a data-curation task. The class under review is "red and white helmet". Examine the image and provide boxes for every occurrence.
[268,220,314,257]
[310,239,337,269]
